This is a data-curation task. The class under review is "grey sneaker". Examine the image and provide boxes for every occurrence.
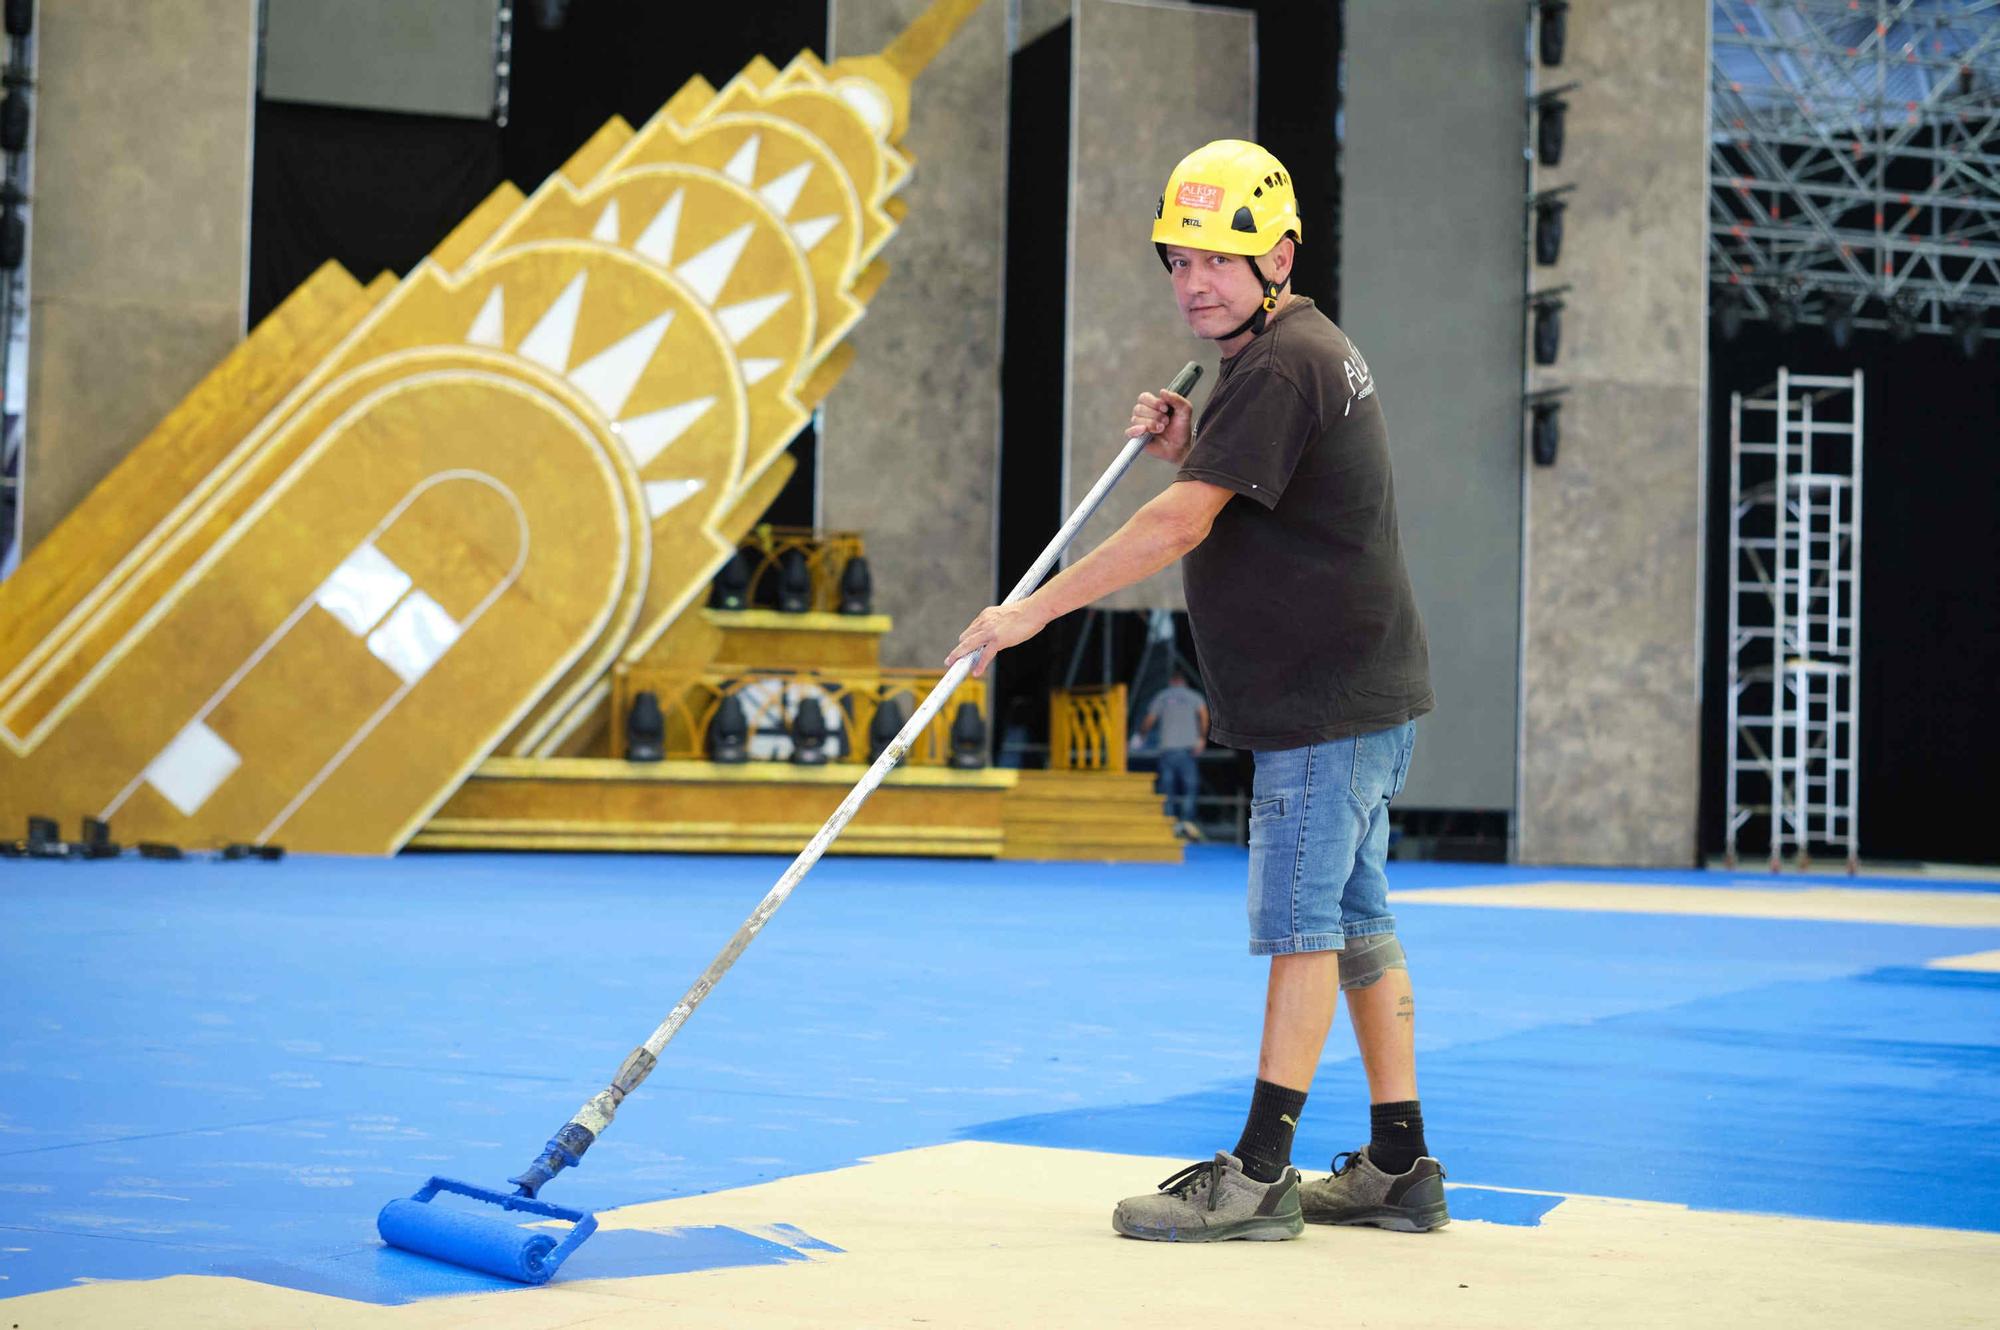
[1299,1148,1450,1231]
[1111,1151,1303,1242]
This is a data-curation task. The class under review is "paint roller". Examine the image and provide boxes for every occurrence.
[376,361,1204,1284]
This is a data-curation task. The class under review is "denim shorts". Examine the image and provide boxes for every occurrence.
[1246,721,1416,956]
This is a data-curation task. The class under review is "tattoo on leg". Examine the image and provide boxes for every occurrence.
[1395,995,1414,1023]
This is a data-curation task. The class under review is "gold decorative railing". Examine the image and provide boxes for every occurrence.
[614,665,984,765]
[739,525,867,613]
[1049,684,1127,772]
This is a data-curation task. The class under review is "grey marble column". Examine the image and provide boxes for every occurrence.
[1063,0,1253,612]
[1517,0,1709,864]
[22,0,258,553]
[820,0,1008,666]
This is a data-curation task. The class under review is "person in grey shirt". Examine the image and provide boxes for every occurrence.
[1139,669,1208,838]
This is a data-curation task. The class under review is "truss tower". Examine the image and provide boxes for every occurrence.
[1711,1,2000,341]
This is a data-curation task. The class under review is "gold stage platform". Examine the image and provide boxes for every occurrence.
[412,758,1184,863]
[413,755,1014,857]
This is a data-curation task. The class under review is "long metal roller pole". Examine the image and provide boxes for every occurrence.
[509,360,1204,1193]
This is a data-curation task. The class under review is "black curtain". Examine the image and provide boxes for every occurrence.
[1209,0,1342,316]
[1700,320,2000,865]
[249,104,501,321]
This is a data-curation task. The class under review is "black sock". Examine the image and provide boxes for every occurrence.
[1234,1079,1308,1183]
[1368,1100,1428,1175]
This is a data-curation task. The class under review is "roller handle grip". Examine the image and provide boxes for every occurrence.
[509,1122,596,1198]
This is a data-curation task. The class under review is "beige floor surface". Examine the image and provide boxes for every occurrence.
[14,1141,1998,1329]
[1927,948,2000,971]
[1389,880,2000,928]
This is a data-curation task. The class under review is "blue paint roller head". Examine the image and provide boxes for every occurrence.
[377,1177,598,1285]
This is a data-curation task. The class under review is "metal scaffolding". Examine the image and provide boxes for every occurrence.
[1725,369,1864,872]
[1710,0,2000,341]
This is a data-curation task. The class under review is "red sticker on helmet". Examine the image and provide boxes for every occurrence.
[1175,181,1223,212]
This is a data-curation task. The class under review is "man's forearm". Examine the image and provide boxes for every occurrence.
[1025,496,1205,624]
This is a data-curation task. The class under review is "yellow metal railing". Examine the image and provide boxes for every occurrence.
[616,666,984,765]
[740,525,867,614]
[1049,684,1127,772]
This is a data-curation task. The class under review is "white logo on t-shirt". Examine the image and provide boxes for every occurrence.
[1343,341,1375,416]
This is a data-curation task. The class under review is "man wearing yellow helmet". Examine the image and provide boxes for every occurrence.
[949,140,1438,1243]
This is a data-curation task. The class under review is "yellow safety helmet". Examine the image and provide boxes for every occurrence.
[1153,140,1301,336]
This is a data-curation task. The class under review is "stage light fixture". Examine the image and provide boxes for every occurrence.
[80,816,120,859]
[790,697,830,766]
[949,701,988,770]
[1530,289,1567,365]
[706,692,750,763]
[1533,190,1569,266]
[709,549,751,610]
[1,86,26,154]
[1952,306,1984,360]
[1826,302,1856,350]
[1534,303,1560,364]
[1887,295,1918,342]
[1536,94,1568,166]
[839,555,872,615]
[776,548,812,613]
[868,692,908,763]
[624,690,665,762]
[1771,283,1804,335]
[1528,400,1560,466]
[1538,2,1569,67]
[1717,288,1745,341]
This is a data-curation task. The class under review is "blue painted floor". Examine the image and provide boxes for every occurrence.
[3,848,1997,1301]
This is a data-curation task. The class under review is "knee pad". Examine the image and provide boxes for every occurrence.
[1338,933,1407,991]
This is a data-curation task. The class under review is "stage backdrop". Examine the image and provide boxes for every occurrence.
[1341,0,1527,813]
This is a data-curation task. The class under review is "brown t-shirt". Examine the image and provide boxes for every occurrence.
[1176,297,1434,750]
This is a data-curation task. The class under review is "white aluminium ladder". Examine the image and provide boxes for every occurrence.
[1725,369,1864,873]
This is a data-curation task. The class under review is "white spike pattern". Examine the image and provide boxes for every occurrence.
[758,162,812,218]
[466,286,506,347]
[722,135,761,187]
[715,292,790,345]
[616,396,715,469]
[675,224,754,304]
[788,215,838,252]
[566,312,674,419]
[633,190,685,265]
[591,199,621,243]
[644,478,707,519]
[740,357,782,386]
[516,272,588,372]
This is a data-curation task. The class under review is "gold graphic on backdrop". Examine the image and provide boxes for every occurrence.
[0,0,984,851]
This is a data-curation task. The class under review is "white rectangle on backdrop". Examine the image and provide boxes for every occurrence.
[145,720,243,818]
[262,0,503,121]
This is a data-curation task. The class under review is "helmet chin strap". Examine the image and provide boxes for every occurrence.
[1218,256,1285,341]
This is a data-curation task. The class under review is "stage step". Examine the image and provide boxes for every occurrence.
[999,770,1183,863]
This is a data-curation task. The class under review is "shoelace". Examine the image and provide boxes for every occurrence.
[1328,1149,1445,1181]
[1156,1158,1221,1212]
